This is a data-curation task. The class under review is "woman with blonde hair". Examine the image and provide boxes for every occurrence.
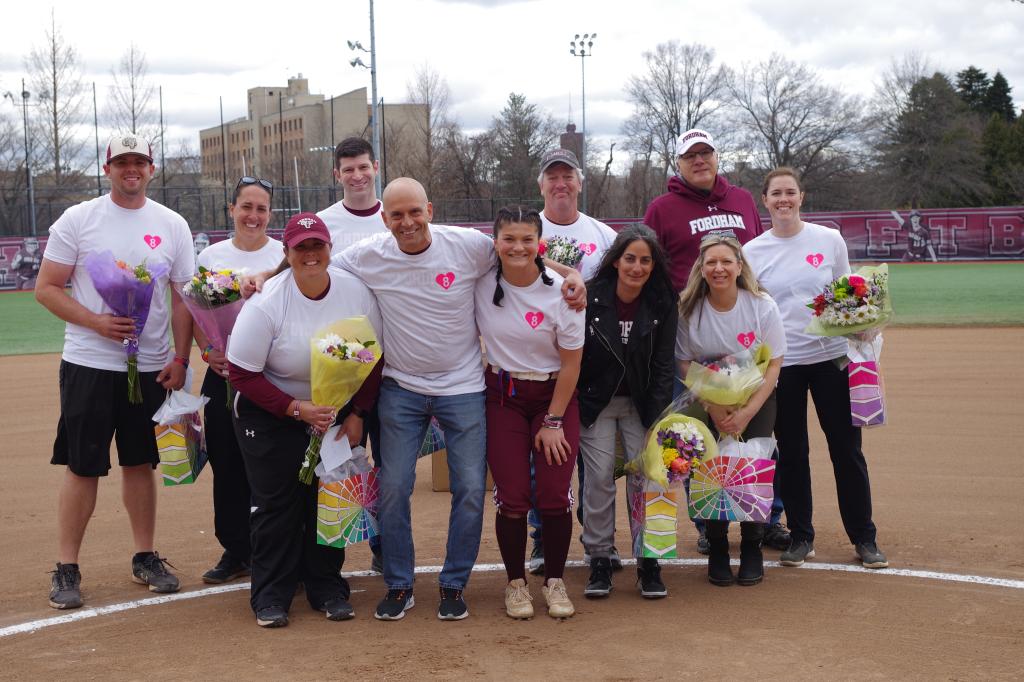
[675,234,785,586]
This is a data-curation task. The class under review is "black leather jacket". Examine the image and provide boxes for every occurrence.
[577,277,679,429]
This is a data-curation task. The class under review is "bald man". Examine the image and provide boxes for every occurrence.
[332,178,585,621]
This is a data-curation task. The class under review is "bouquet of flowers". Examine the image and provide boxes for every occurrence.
[805,264,893,427]
[84,251,169,403]
[299,316,382,484]
[683,344,772,409]
[538,235,586,270]
[180,267,245,404]
[635,404,717,489]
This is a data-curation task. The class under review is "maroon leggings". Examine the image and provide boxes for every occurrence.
[484,370,580,515]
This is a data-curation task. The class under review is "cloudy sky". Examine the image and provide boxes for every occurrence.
[1,0,1022,162]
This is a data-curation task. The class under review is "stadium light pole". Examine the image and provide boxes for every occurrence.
[3,79,37,235]
[569,33,595,214]
[348,0,381,198]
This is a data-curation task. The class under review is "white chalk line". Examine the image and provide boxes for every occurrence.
[3,559,1022,639]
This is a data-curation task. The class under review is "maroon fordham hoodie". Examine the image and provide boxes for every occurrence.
[643,175,763,293]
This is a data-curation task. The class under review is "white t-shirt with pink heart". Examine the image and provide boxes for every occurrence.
[742,221,849,367]
[44,194,194,372]
[474,267,585,374]
[675,289,787,364]
[540,211,618,280]
[332,225,496,396]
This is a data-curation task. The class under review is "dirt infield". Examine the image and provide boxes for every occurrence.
[1,327,1022,680]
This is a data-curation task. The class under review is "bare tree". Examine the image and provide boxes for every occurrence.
[726,53,868,191]
[405,64,453,196]
[108,43,156,138]
[0,113,30,232]
[873,52,932,140]
[27,11,86,186]
[436,128,493,221]
[622,42,727,178]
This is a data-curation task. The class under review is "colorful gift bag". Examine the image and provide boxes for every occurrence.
[155,412,208,486]
[641,491,681,559]
[688,455,775,523]
[317,469,381,548]
[849,361,886,427]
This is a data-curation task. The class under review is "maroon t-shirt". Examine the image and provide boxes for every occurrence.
[614,295,641,396]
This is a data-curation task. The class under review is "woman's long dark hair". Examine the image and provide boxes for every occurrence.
[590,223,675,307]
[492,205,553,306]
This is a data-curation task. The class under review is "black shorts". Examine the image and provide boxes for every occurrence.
[52,360,167,477]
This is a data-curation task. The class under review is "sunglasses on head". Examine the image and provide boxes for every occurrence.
[235,176,274,196]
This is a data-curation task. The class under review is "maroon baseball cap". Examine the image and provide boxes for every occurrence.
[283,212,332,247]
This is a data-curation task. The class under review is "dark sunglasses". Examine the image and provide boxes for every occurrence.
[235,176,274,196]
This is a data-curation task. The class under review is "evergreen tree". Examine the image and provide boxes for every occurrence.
[983,72,1017,122]
[982,113,1024,204]
[955,66,990,113]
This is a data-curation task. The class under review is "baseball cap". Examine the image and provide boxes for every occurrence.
[539,148,582,173]
[676,129,716,157]
[106,134,153,163]
[283,212,331,248]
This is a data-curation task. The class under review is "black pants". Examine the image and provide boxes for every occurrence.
[775,360,877,546]
[202,372,251,564]
[233,394,349,613]
[703,392,776,542]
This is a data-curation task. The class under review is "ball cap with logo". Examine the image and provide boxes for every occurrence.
[283,212,332,247]
[106,134,154,163]
[675,128,716,157]
[539,148,582,173]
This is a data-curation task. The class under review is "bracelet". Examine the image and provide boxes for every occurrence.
[542,413,564,430]
[201,344,214,363]
[173,356,189,367]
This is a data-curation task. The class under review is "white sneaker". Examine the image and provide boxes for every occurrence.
[541,578,575,619]
[504,579,534,619]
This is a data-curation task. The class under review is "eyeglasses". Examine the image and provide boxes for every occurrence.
[235,176,274,196]
[680,149,716,163]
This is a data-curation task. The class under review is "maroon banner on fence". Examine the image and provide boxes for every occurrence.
[2,206,1021,290]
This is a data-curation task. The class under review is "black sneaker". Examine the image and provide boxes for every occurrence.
[696,531,710,556]
[637,558,667,599]
[374,588,415,621]
[584,557,613,598]
[528,542,545,576]
[321,597,355,621]
[609,547,623,571]
[131,552,180,593]
[438,587,469,620]
[763,523,792,551]
[779,540,815,567]
[855,542,889,569]
[256,605,288,628]
[49,563,83,610]
[201,554,250,584]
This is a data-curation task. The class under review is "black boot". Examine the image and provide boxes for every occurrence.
[707,535,734,586]
[737,523,764,586]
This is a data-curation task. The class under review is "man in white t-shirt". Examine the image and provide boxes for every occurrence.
[332,177,586,622]
[35,135,195,610]
[317,137,388,253]
[534,148,619,572]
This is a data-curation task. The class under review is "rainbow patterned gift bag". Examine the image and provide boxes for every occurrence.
[642,490,681,558]
[317,469,380,548]
[848,361,886,427]
[688,437,776,523]
[152,387,209,486]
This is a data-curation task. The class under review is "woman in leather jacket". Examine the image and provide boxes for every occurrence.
[576,224,678,599]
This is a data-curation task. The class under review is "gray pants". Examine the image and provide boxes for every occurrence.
[578,397,647,559]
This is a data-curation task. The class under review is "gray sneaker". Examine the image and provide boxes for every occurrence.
[49,563,83,610]
[779,540,815,567]
[855,542,889,569]
[131,552,180,593]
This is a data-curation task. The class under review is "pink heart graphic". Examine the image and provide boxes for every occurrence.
[737,331,756,348]
[580,242,598,256]
[806,253,824,268]
[524,311,545,329]
[144,234,162,249]
[435,272,455,290]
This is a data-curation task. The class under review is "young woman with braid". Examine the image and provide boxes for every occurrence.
[474,206,584,619]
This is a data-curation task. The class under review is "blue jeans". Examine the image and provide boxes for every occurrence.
[378,378,487,591]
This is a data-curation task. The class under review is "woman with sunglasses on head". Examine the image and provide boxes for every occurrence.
[575,224,678,600]
[742,167,887,570]
[226,212,383,628]
[193,177,281,585]
[675,234,785,587]
[474,206,584,620]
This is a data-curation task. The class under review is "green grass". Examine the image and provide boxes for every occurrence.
[2,262,1021,356]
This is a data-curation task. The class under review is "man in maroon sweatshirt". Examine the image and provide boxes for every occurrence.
[643,129,763,293]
